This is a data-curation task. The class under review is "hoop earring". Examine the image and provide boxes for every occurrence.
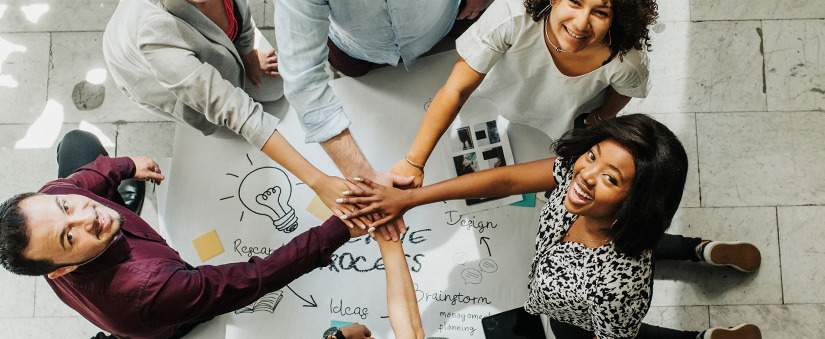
[537,3,552,17]
[605,29,612,46]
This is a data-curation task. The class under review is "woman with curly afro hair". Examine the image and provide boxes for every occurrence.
[390,0,658,188]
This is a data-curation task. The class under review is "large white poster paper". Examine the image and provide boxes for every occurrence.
[159,51,550,338]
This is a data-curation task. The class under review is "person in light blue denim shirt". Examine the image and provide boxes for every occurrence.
[274,0,487,240]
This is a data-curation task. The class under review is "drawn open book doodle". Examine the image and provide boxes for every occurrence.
[234,290,284,314]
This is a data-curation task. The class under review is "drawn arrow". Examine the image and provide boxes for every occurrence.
[286,285,317,307]
[480,237,492,257]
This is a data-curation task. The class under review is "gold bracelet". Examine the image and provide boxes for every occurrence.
[404,155,425,171]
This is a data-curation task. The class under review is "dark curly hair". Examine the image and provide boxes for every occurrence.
[0,192,66,276]
[553,114,688,257]
[524,0,658,57]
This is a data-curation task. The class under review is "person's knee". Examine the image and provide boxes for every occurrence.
[60,130,100,146]
[57,130,102,157]
[56,130,108,177]
[335,65,371,78]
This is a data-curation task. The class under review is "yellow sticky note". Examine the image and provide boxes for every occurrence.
[306,195,333,221]
[192,230,224,262]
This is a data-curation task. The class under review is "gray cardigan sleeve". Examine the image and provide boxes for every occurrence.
[137,15,279,149]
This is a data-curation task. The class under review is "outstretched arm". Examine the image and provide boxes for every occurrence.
[342,157,560,227]
[261,131,375,229]
[389,58,486,188]
[323,130,414,241]
[377,236,424,339]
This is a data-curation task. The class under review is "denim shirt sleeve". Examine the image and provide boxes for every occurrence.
[274,0,351,143]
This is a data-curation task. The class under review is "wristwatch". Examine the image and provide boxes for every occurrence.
[323,326,346,339]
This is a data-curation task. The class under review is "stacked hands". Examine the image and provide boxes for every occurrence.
[315,172,413,241]
[315,159,424,241]
[337,177,410,232]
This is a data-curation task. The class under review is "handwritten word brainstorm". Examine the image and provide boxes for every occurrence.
[415,285,491,306]
[444,211,498,233]
[325,227,431,273]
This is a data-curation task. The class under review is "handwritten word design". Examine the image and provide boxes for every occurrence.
[445,211,498,233]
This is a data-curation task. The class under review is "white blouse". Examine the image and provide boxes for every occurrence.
[456,0,649,139]
[524,158,653,339]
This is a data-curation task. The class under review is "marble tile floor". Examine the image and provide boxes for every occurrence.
[1,0,824,337]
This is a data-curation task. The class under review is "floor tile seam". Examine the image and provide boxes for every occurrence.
[686,204,818,209]
[0,29,106,34]
[775,207,784,305]
[0,122,175,129]
[1,24,275,34]
[688,111,825,115]
[693,112,702,207]
[115,123,121,157]
[689,111,825,115]
[644,109,825,116]
[24,120,177,124]
[45,32,52,102]
[689,18,825,23]
[758,20,768,106]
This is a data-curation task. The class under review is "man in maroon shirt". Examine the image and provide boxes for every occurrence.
[0,130,374,339]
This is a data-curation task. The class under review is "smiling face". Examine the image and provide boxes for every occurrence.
[547,0,613,53]
[564,139,635,223]
[20,194,122,278]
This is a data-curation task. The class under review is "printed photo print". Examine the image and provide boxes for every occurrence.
[482,146,506,169]
[453,152,504,206]
[473,120,500,147]
[453,152,479,176]
[450,126,475,152]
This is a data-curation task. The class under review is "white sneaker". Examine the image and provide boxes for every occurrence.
[700,241,761,272]
[702,323,761,339]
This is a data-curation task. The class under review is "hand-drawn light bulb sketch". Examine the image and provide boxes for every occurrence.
[238,167,299,233]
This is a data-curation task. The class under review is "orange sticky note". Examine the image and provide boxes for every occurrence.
[306,195,333,221]
[192,230,224,262]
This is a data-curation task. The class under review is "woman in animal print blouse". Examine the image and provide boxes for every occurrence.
[339,114,762,339]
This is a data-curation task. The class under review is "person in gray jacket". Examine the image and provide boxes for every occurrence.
[102,0,372,230]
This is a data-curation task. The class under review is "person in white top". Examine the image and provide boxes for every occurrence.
[390,0,655,187]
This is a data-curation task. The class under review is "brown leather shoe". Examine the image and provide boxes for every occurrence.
[117,178,145,215]
[701,241,761,272]
[702,323,761,339]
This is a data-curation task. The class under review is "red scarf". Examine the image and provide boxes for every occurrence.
[222,0,238,41]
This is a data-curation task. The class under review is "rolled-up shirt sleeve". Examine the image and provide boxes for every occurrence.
[138,16,279,149]
[609,49,650,98]
[455,0,518,74]
[274,0,350,143]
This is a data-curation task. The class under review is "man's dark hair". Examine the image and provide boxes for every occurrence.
[553,114,688,257]
[0,192,64,276]
[524,0,659,57]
